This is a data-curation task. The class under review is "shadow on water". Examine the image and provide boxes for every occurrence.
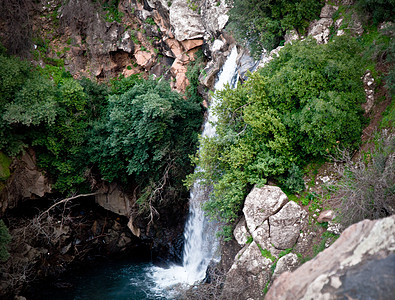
[26,255,171,300]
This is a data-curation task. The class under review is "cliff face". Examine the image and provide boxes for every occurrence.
[22,0,233,93]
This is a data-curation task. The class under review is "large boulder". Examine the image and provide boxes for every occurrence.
[266,215,395,300]
[221,242,273,300]
[223,185,308,300]
[269,201,307,249]
[243,185,288,232]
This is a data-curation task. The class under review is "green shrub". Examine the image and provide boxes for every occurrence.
[226,0,324,57]
[334,131,395,227]
[190,36,366,234]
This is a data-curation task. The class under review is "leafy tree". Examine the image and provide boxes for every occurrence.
[226,0,324,57]
[355,0,395,24]
[89,78,202,188]
[190,36,366,232]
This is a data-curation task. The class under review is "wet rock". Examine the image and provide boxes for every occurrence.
[266,215,395,300]
[243,185,288,233]
[127,217,140,237]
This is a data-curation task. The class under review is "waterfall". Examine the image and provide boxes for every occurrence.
[149,46,239,291]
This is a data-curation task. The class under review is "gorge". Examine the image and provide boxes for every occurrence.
[0,0,394,299]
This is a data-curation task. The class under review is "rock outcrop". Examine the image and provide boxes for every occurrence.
[266,215,395,300]
[0,149,51,215]
[222,185,308,300]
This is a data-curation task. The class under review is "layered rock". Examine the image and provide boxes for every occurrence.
[266,215,395,300]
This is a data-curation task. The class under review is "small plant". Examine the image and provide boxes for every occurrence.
[246,235,253,244]
[145,17,156,26]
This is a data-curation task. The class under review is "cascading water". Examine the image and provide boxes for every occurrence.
[150,46,239,292]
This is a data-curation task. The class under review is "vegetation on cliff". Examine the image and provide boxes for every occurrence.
[227,0,325,57]
[0,45,202,210]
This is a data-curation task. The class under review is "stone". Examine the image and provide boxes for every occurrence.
[222,241,274,300]
[134,49,154,68]
[317,210,334,223]
[233,216,249,246]
[284,30,299,45]
[181,39,204,52]
[308,18,333,44]
[127,217,140,237]
[243,185,288,233]
[266,215,395,300]
[0,149,51,215]
[269,201,307,249]
[169,0,205,41]
[95,182,132,217]
[271,253,299,282]
[320,4,338,18]
[201,0,229,35]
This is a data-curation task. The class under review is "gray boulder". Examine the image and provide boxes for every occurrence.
[243,185,288,232]
[266,215,395,300]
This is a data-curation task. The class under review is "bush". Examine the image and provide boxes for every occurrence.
[88,77,202,209]
[226,0,324,57]
[190,36,367,231]
[333,131,395,227]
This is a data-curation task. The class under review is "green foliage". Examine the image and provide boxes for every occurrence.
[257,244,276,262]
[88,77,202,197]
[0,219,11,262]
[0,152,11,181]
[227,0,324,57]
[355,0,395,24]
[313,231,338,256]
[102,0,124,23]
[191,37,366,234]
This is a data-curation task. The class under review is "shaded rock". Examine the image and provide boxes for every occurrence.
[95,182,132,217]
[222,241,273,300]
[272,253,299,282]
[266,215,395,300]
[269,201,307,250]
[0,149,51,215]
[317,210,334,223]
[127,217,140,237]
[243,185,288,233]
[201,0,229,36]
